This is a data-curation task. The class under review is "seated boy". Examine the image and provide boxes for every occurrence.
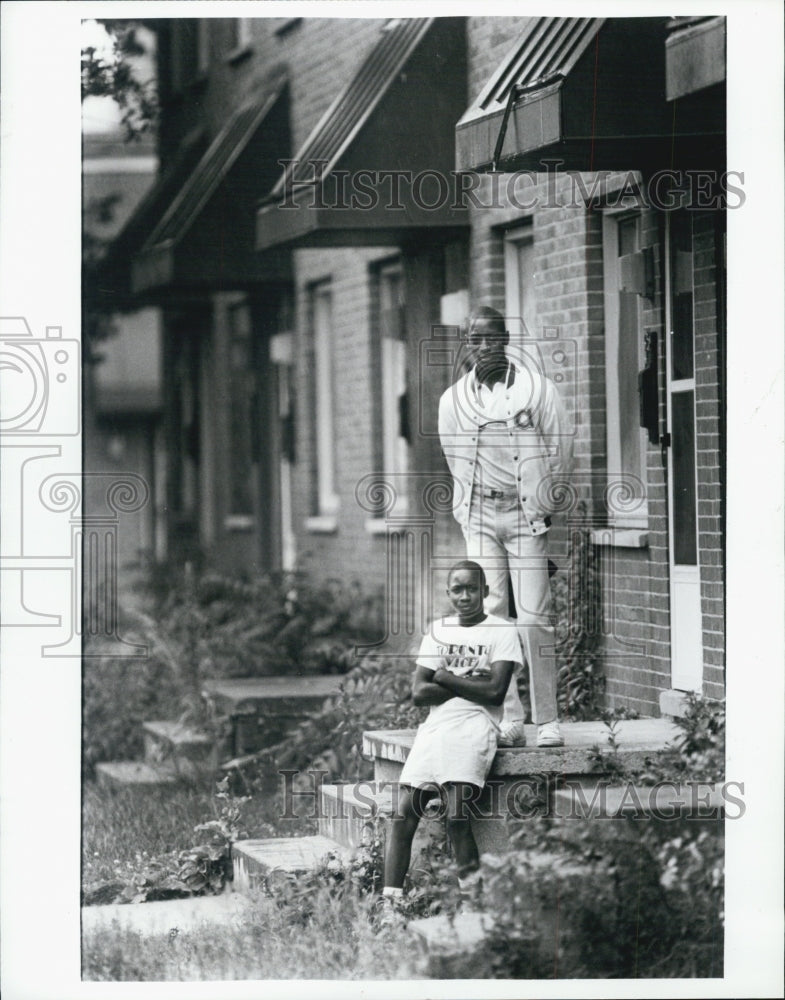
[381,559,522,913]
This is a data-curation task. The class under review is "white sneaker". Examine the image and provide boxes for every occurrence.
[497,719,526,747]
[375,894,406,930]
[537,720,564,748]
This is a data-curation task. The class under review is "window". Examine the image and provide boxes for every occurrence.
[601,210,648,526]
[225,299,255,529]
[170,327,200,518]
[171,20,209,91]
[228,18,254,60]
[504,224,536,340]
[306,283,338,529]
[370,260,408,525]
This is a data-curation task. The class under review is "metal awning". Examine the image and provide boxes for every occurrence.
[256,17,467,251]
[456,17,676,173]
[665,17,726,101]
[133,72,290,294]
[94,127,207,306]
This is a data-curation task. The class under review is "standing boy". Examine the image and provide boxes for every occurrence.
[381,560,522,912]
[438,305,574,748]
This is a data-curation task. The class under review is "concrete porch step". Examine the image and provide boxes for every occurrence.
[231,835,351,894]
[202,676,343,756]
[408,851,593,978]
[363,717,682,783]
[408,912,494,978]
[552,781,728,820]
[95,760,180,788]
[318,781,512,855]
[142,720,217,776]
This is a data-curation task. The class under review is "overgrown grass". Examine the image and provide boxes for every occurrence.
[82,888,421,980]
[82,779,314,901]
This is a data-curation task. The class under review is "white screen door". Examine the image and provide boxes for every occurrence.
[665,210,703,692]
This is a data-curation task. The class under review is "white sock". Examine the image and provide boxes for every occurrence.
[382,886,403,899]
[458,870,481,891]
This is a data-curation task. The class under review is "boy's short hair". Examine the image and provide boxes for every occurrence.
[447,559,487,587]
[468,305,506,338]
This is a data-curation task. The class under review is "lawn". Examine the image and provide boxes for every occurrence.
[81,889,421,980]
[82,777,314,901]
[82,778,426,980]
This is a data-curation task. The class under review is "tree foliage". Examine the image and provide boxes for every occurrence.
[81,20,158,140]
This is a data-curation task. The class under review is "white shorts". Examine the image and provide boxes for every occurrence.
[399,712,497,789]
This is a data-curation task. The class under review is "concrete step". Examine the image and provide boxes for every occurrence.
[363,718,682,785]
[203,676,342,756]
[408,911,494,978]
[552,780,728,820]
[82,888,255,937]
[142,720,216,776]
[408,852,594,978]
[231,835,351,894]
[318,781,509,855]
[95,761,179,788]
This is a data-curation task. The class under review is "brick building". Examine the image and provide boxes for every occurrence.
[102,15,726,717]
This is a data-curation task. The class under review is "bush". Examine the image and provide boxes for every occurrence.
[250,653,427,785]
[480,696,726,978]
[83,567,386,774]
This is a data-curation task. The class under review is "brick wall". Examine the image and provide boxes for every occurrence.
[291,245,398,592]
[466,17,527,104]
[692,210,725,700]
[464,149,726,715]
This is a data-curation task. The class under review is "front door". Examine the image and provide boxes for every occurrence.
[664,210,702,692]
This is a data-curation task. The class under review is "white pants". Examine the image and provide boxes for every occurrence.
[462,492,558,725]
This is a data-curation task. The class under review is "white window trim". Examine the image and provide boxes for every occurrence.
[308,284,339,530]
[371,260,409,524]
[601,208,649,530]
[503,223,536,345]
[227,18,254,62]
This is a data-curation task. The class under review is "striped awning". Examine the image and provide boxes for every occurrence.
[133,71,290,293]
[455,17,679,173]
[94,127,207,305]
[256,18,467,251]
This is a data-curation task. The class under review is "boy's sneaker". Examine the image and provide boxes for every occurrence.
[457,870,483,910]
[497,719,526,747]
[374,894,406,931]
[537,720,564,747]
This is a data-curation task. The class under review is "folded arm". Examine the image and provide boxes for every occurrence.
[412,664,457,706]
[432,660,515,708]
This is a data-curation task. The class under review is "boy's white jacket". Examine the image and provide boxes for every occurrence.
[438,363,574,532]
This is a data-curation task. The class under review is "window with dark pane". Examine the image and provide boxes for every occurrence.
[672,389,698,565]
[228,302,255,516]
[617,217,644,503]
[670,209,694,381]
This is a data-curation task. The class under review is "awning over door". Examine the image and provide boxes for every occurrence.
[132,71,291,295]
[456,17,676,173]
[256,17,467,251]
[665,17,726,100]
[94,127,207,306]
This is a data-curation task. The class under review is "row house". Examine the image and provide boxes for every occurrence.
[100,15,726,717]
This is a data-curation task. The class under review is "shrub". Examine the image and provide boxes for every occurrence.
[252,652,427,784]
[480,696,726,978]
[83,567,386,773]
